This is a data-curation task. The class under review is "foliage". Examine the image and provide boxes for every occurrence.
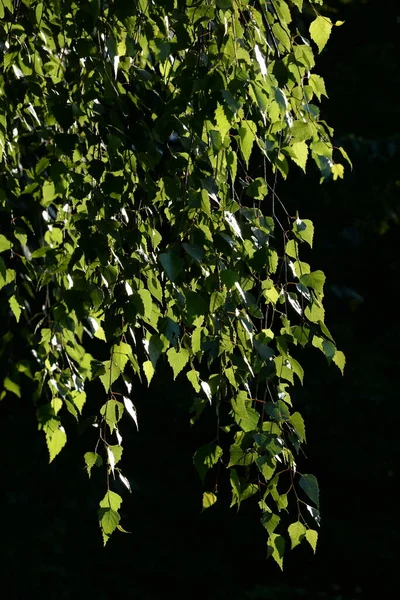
[0,0,345,562]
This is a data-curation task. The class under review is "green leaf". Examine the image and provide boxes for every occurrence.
[0,234,12,253]
[290,141,308,172]
[231,391,259,432]
[88,317,107,342]
[98,492,122,545]
[290,412,306,442]
[100,490,122,512]
[159,252,183,282]
[9,296,22,322]
[42,181,57,206]
[3,377,21,398]
[309,15,333,53]
[288,521,307,550]
[182,243,203,263]
[305,529,318,553]
[299,474,319,507]
[257,455,276,481]
[167,347,189,380]
[108,444,123,468]
[216,0,232,8]
[262,281,279,304]
[99,507,120,542]
[291,0,303,11]
[113,342,132,373]
[305,302,325,323]
[35,2,43,24]
[285,239,298,259]
[215,103,231,140]
[227,150,237,183]
[300,271,325,295]
[193,443,223,482]
[309,74,328,101]
[228,444,256,467]
[0,264,16,290]
[291,325,311,346]
[209,130,223,153]
[44,420,67,463]
[84,451,103,477]
[202,492,217,510]
[331,163,345,180]
[238,120,256,168]
[209,291,226,313]
[261,511,280,535]
[293,218,314,248]
[333,350,346,374]
[71,391,86,414]
[99,360,121,392]
[191,326,202,354]
[267,533,285,570]
[143,360,155,385]
[337,146,352,169]
[137,289,153,320]
[245,177,268,200]
[274,355,294,385]
[187,369,201,393]
[100,400,124,432]
[292,120,314,142]
[322,339,336,362]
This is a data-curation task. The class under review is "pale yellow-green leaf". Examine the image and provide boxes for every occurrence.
[167,347,189,379]
[202,491,217,510]
[238,120,256,168]
[309,74,328,101]
[288,520,307,550]
[305,529,318,553]
[214,103,231,140]
[187,369,201,393]
[143,360,154,385]
[333,350,346,374]
[263,286,279,304]
[331,163,345,180]
[9,295,22,322]
[46,424,67,463]
[309,16,333,53]
[99,360,121,392]
[192,326,202,354]
[0,234,12,253]
[291,141,308,172]
[3,377,21,398]
[267,533,285,570]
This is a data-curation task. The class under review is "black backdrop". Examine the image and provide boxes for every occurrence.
[1,1,399,598]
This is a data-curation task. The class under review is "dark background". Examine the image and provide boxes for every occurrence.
[1,1,399,598]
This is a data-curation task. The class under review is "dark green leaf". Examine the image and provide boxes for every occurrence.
[299,474,319,507]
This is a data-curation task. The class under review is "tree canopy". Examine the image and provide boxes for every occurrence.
[0,0,347,564]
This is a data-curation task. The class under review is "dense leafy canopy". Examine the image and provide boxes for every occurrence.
[0,0,346,563]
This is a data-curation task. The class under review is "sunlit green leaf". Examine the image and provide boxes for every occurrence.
[193,443,223,483]
[84,452,103,477]
[202,491,217,509]
[167,347,189,380]
[267,533,285,570]
[305,528,318,553]
[9,296,22,322]
[310,15,333,53]
[288,520,307,549]
[333,350,346,374]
